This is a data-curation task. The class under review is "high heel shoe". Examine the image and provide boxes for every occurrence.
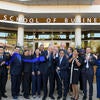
[74,95,79,100]
[71,96,75,100]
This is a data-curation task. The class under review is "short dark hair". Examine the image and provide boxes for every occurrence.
[24,49,29,53]
[15,46,21,49]
[0,46,4,49]
[59,49,65,53]
[75,48,80,54]
[69,47,73,52]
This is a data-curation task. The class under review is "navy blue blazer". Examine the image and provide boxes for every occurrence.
[83,53,96,70]
[40,50,54,73]
[0,55,6,74]
[10,53,22,75]
[56,55,69,71]
[32,55,41,72]
[96,59,100,67]
[96,59,100,77]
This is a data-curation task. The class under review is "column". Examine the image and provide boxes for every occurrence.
[17,26,24,47]
[33,32,35,51]
[17,14,24,47]
[75,15,81,48]
[75,14,81,23]
[75,27,81,48]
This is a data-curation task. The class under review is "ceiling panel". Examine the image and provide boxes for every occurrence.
[1,0,94,5]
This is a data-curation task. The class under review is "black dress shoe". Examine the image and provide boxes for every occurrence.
[42,96,47,100]
[13,96,18,99]
[89,97,92,100]
[63,97,66,100]
[49,96,55,99]
[2,94,7,98]
[24,96,30,99]
[18,93,23,96]
[82,96,87,100]
[71,97,75,100]
[57,96,62,100]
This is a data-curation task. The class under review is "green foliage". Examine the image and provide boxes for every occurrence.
[97,46,100,53]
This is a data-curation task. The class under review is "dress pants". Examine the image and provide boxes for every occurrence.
[0,69,8,96]
[11,74,21,97]
[23,72,31,97]
[82,68,94,97]
[57,71,69,97]
[32,73,41,95]
[79,69,83,91]
[96,68,100,98]
[0,73,2,98]
[42,68,55,97]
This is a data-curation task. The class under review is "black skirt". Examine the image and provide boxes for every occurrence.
[72,69,80,84]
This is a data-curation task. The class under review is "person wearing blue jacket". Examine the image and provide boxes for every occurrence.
[32,48,41,98]
[96,53,100,100]
[10,46,22,99]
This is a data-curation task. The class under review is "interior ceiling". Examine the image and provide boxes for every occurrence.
[1,0,94,5]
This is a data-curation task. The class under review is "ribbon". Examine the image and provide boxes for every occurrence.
[23,56,46,63]
[5,54,46,66]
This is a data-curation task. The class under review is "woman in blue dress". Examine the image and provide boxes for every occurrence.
[96,53,100,100]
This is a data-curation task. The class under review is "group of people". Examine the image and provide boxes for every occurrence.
[0,43,100,100]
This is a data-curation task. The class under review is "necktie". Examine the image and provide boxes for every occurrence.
[49,53,51,61]
[86,60,89,68]
[86,54,89,68]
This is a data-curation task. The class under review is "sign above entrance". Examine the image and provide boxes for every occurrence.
[0,14,100,23]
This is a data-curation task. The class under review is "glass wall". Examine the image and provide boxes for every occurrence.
[0,30,99,52]
[82,31,100,52]
[0,31,17,46]
[24,32,35,48]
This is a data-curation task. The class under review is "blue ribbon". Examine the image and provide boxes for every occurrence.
[23,56,46,63]
[5,53,21,66]
[10,53,21,64]
[5,54,46,66]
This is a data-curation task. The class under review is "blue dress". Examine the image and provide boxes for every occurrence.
[96,59,100,98]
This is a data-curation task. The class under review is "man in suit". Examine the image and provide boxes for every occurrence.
[56,49,69,100]
[2,51,11,94]
[59,42,67,55]
[0,46,8,99]
[22,49,32,99]
[10,46,23,99]
[41,45,55,100]
[82,47,96,100]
